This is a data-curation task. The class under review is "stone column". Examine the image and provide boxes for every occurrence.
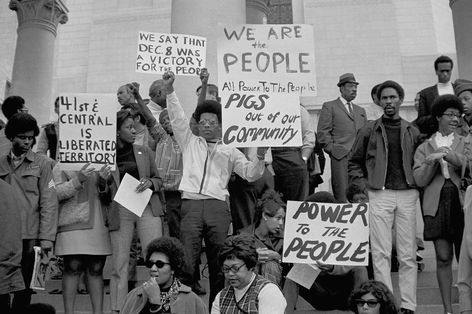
[450,0,472,80]
[292,0,305,24]
[292,0,314,108]
[170,0,246,115]
[246,0,269,24]
[9,0,68,125]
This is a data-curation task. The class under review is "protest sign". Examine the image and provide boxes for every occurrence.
[136,31,206,75]
[217,24,316,96]
[58,94,116,171]
[283,201,369,266]
[221,92,302,147]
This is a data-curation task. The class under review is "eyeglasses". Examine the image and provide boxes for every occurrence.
[442,112,461,119]
[222,263,246,274]
[355,299,380,308]
[198,119,218,127]
[145,260,170,269]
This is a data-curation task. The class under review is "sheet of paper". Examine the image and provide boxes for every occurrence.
[113,173,152,217]
[286,263,321,289]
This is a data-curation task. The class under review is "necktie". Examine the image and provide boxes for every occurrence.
[347,102,353,115]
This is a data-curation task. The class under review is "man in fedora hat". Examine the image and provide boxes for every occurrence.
[317,73,367,202]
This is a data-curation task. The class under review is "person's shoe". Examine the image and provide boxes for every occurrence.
[192,282,207,295]
[400,308,414,314]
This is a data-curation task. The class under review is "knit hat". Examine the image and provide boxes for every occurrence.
[454,79,472,97]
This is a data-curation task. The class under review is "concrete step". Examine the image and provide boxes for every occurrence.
[391,271,459,304]
[33,291,460,314]
[292,304,460,314]
[33,242,459,313]
[33,291,111,312]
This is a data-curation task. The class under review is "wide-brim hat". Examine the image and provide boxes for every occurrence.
[337,73,359,87]
[454,79,472,97]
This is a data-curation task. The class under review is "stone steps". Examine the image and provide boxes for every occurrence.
[32,242,459,313]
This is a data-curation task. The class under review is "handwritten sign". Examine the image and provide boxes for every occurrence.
[221,92,302,147]
[283,201,370,266]
[136,31,206,75]
[217,24,316,96]
[58,94,116,171]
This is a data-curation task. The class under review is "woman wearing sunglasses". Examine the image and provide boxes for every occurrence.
[349,280,398,314]
[121,237,207,314]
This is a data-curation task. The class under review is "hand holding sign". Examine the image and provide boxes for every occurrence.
[200,68,209,84]
[77,162,95,183]
[128,82,141,98]
[98,164,112,189]
[316,260,334,273]
[256,147,269,158]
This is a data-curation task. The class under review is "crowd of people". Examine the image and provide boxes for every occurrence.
[0,55,471,314]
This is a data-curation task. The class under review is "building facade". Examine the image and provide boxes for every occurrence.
[0,0,460,124]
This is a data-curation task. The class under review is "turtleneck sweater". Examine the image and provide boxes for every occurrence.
[382,117,408,190]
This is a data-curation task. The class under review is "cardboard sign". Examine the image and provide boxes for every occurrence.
[221,92,302,147]
[58,94,116,170]
[218,24,316,96]
[283,201,370,266]
[136,31,206,75]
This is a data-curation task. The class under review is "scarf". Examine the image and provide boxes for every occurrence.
[159,278,181,312]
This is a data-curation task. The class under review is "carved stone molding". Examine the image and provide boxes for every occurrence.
[9,0,68,36]
[246,0,271,16]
